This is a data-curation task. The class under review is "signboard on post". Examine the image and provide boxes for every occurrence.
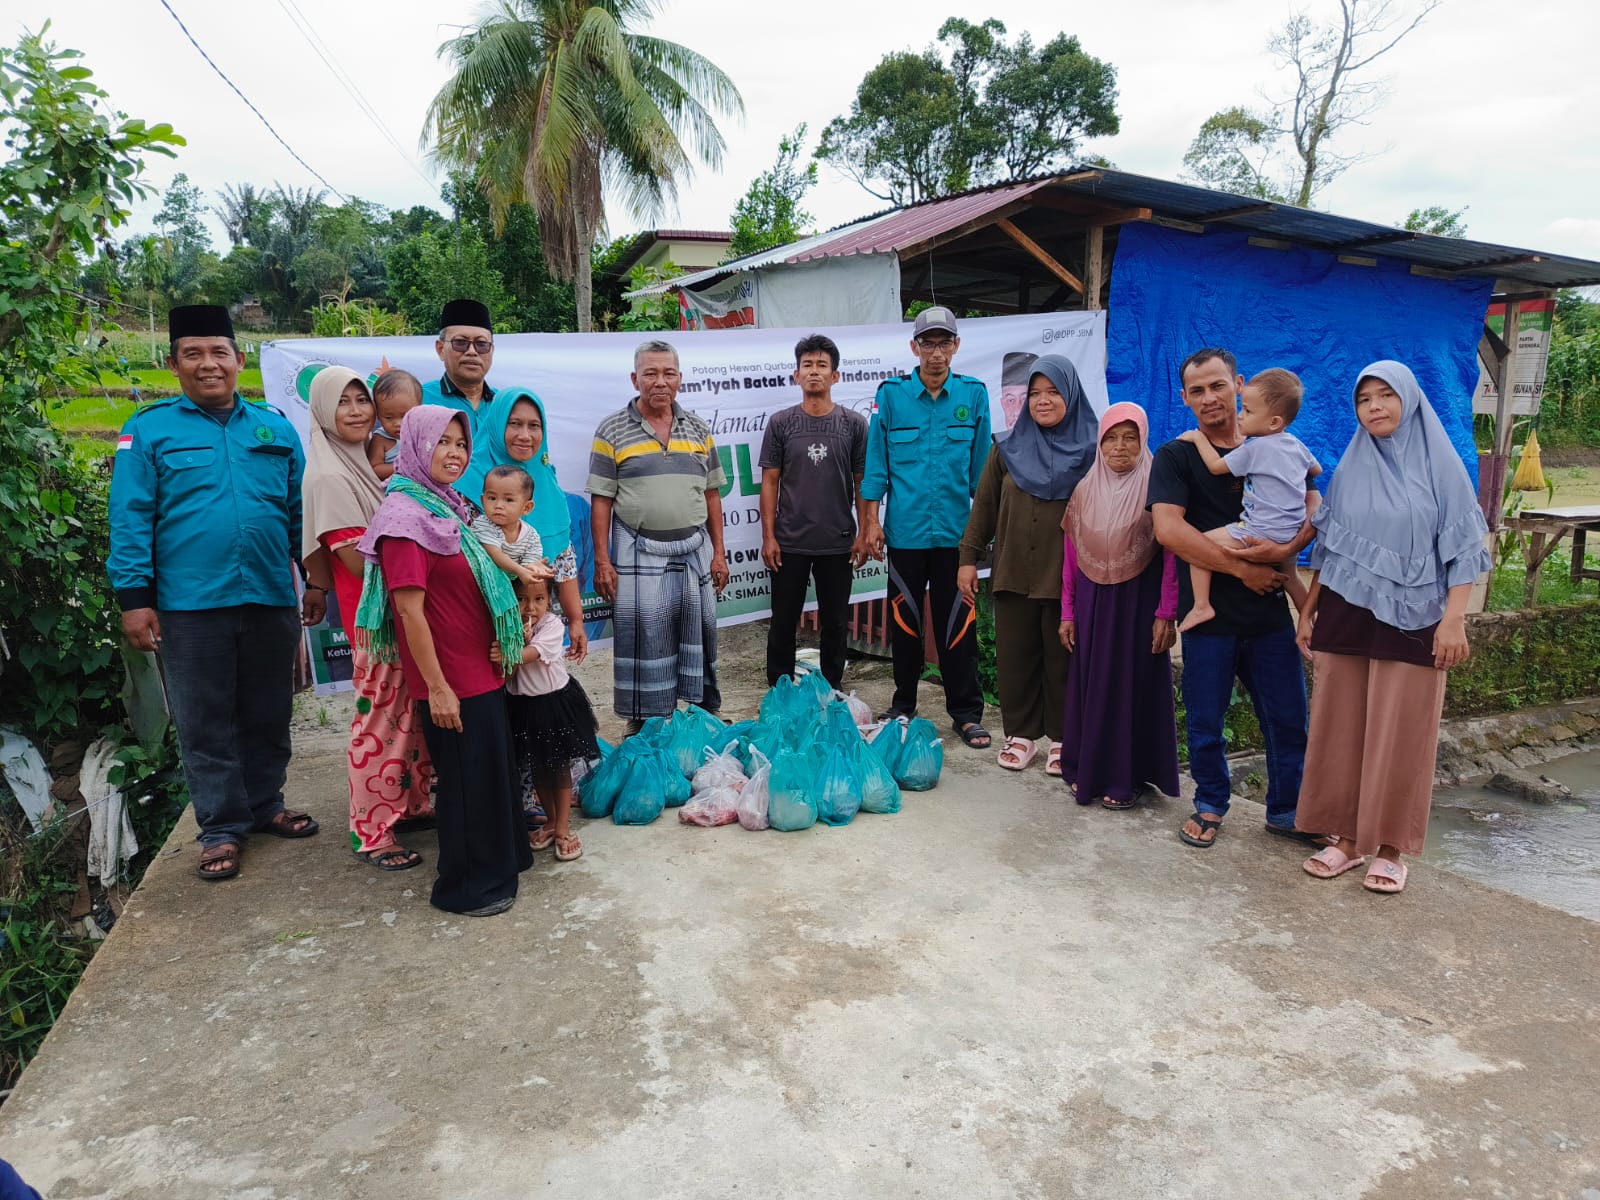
[261,312,1108,695]
[1473,297,1552,417]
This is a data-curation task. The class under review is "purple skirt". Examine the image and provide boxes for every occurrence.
[1060,555,1180,804]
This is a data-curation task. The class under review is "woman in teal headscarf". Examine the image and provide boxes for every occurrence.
[459,387,588,664]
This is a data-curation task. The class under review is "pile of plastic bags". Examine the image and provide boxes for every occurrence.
[575,668,944,831]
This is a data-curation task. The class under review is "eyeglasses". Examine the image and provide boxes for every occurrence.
[446,337,494,355]
[916,337,955,353]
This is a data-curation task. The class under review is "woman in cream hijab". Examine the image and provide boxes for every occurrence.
[303,365,433,871]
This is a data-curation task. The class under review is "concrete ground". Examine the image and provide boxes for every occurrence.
[3,635,1599,1199]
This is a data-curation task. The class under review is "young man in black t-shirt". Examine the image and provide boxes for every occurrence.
[1147,347,1322,849]
[758,334,870,688]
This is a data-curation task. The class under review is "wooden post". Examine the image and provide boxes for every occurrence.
[1488,300,1521,531]
[1525,529,1546,608]
[1083,226,1104,311]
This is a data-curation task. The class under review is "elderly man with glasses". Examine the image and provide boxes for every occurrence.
[422,298,498,433]
[588,339,730,735]
[860,306,993,750]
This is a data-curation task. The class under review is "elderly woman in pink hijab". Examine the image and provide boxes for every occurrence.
[1058,403,1181,809]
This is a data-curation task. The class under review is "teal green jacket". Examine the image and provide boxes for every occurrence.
[862,370,992,549]
[108,395,304,611]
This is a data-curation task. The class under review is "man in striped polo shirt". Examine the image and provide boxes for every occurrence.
[588,339,730,733]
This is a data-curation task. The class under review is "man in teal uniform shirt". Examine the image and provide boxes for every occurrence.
[109,305,324,881]
[860,307,992,749]
[421,297,496,433]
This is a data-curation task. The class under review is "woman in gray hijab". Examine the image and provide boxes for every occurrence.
[1294,361,1491,894]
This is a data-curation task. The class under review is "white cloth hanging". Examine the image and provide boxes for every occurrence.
[81,737,138,887]
[0,726,53,832]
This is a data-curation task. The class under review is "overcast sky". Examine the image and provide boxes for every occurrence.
[25,0,1600,261]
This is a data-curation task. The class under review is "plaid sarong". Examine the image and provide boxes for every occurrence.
[611,523,720,719]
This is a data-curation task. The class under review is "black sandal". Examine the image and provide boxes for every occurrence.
[955,721,992,749]
[1178,812,1222,848]
[1262,823,1335,848]
[353,846,422,871]
[1102,795,1138,810]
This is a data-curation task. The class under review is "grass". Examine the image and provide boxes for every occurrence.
[47,370,268,438]
[1544,465,1600,508]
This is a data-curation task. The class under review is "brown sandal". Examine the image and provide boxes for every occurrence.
[530,824,557,852]
[198,842,241,880]
[259,808,320,839]
[553,832,583,862]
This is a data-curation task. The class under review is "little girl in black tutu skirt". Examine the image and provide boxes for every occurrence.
[506,576,599,861]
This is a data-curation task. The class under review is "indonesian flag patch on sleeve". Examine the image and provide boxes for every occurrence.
[116,434,133,452]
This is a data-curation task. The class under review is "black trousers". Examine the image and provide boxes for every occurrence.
[418,689,533,914]
[158,605,299,848]
[886,546,984,725]
[766,552,854,688]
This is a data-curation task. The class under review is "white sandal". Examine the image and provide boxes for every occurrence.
[997,736,1037,771]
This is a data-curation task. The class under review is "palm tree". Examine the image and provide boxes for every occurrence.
[425,0,742,331]
[213,183,265,248]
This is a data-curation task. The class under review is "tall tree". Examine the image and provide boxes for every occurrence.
[1274,0,1439,206]
[726,125,816,260]
[212,182,268,247]
[1183,0,1438,207]
[424,0,742,331]
[818,19,1118,205]
[985,31,1120,179]
[1402,204,1468,237]
[816,49,961,206]
[1181,107,1286,200]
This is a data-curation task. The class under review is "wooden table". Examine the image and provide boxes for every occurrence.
[1505,505,1600,606]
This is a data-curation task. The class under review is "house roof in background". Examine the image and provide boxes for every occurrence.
[602,228,733,281]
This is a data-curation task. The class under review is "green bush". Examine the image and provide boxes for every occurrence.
[0,27,191,1093]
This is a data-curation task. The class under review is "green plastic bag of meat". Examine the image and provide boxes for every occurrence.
[851,738,902,814]
[767,748,818,832]
[895,717,944,791]
[814,742,862,826]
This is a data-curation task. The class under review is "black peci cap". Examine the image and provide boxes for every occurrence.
[439,298,492,332]
[168,304,235,342]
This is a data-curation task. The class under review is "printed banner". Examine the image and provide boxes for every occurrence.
[261,312,1107,694]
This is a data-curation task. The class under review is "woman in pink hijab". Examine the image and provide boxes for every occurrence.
[1058,403,1181,809]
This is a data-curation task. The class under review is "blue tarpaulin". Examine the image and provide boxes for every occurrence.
[1106,223,1492,485]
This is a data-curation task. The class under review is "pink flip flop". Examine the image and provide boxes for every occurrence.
[1302,846,1368,879]
[1362,857,1408,894]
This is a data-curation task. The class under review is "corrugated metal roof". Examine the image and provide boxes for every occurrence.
[629,168,1600,296]
[786,178,1056,261]
[1052,169,1600,288]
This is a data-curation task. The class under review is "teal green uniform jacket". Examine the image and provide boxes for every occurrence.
[421,374,494,434]
[108,395,305,612]
[861,371,993,549]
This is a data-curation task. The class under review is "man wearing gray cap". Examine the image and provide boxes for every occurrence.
[860,307,992,748]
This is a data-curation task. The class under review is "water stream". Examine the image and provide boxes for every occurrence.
[1425,749,1600,921]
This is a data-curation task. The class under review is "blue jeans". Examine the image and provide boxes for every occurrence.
[1180,626,1308,827]
[158,605,300,848]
